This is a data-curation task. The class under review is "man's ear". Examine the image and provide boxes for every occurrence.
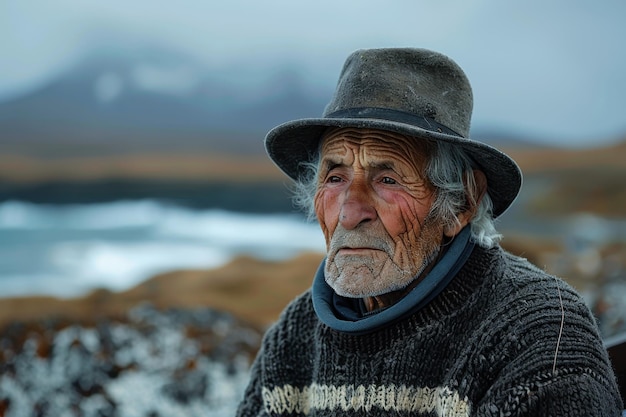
[443,169,488,238]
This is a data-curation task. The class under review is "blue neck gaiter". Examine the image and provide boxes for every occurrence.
[312,226,474,335]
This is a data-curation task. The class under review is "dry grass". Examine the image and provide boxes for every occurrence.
[0,252,324,330]
[0,152,285,184]
[504,141,626,174]
[504,141,626,218]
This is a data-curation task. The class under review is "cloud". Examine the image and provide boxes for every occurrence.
[2,0,626,144]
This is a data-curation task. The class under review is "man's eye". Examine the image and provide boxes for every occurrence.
[381,177,397,185]
[327,175,342,183]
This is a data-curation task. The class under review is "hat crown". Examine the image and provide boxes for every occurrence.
[323,48,473,138]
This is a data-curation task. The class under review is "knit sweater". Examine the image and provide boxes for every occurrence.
[236,246,623,416]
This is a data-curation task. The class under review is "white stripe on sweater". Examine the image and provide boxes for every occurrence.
[262,383,471,416]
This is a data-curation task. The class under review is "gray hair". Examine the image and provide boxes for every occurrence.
[292,140,502,249]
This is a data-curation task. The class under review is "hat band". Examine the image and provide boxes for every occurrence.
[325,107,463,138]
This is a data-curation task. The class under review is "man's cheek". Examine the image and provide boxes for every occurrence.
[389,209,424,257]
[381,205,417,242]
[314,193,336,246]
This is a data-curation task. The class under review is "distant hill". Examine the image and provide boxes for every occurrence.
[0,46,328,157]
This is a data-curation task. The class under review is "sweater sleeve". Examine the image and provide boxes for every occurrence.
[235,342,268,417]
[530,372,623,416]
[476,370,623,416]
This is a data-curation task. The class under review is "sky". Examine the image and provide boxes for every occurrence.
[2,0,626,147]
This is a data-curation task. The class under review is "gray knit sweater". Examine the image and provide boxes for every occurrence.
[236,246,623,416]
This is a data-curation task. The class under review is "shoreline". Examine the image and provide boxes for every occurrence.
[0,252,324,331]
[1,234,624,339]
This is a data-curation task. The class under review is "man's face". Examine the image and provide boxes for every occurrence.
[314,128,446,298]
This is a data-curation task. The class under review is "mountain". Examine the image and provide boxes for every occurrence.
[0,45,329,157]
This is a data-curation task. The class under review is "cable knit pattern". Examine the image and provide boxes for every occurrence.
[236,246,623,416]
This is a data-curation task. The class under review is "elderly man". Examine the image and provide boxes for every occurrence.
[236,48,623,416]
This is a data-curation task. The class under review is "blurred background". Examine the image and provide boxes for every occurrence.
[1,0,625,415]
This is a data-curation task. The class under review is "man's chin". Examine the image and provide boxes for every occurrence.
[326,271,412,299]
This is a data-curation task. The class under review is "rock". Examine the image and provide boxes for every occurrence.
[0,304,262,417]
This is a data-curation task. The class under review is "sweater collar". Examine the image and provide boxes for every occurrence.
[312,226,474,335]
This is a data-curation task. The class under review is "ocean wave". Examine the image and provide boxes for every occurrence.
[0,200,326,298]
[0,200,173,230]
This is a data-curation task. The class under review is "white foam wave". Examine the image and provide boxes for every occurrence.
[0,200,326,298]
[155,209,325,252]
[0,200,165,230]
[50,240,232,292]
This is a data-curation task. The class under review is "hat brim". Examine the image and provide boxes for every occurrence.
[265,117,522,218]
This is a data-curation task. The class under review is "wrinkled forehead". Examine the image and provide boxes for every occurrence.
[319,127,433,166]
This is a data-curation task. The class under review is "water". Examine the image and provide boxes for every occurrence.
[0,200,326,298]
[2,194,624,299]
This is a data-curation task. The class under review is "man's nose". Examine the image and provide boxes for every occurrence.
[339,181,377,230]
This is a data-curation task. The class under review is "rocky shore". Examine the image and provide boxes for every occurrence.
[0,304,260,417]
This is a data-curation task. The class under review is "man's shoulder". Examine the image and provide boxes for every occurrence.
[501,248,551,277]
[283,289,314,314]
[261,289,317,347]
[499,248,574,291]
[271,289,316,327]
[487,246,594,322]
[474,246,588,314]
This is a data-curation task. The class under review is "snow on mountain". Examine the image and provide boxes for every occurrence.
[0,45,329,155]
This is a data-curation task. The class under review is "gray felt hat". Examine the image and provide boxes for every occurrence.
[265,48,522,218]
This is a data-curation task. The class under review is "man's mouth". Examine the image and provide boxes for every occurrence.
[337,247,382,255]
